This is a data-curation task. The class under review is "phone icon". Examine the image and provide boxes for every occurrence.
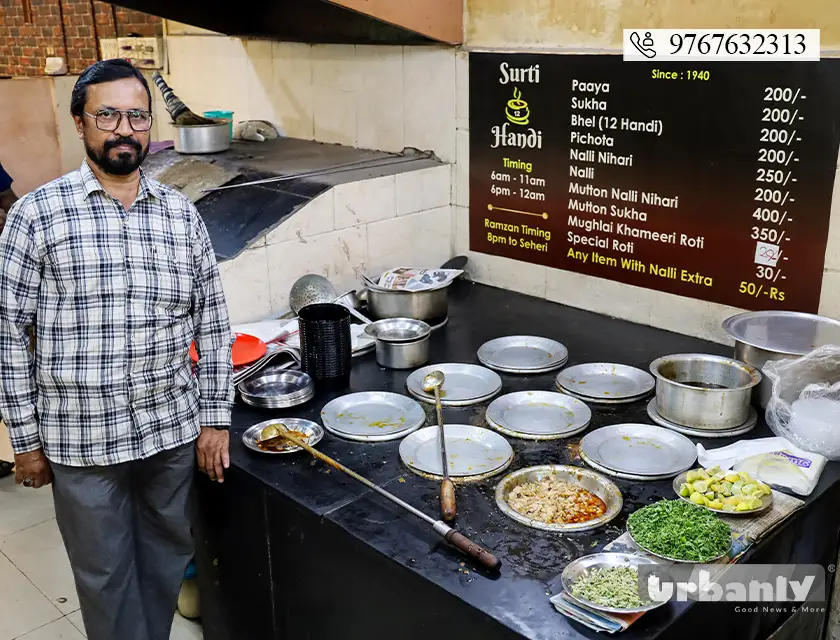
[630,31,657,58]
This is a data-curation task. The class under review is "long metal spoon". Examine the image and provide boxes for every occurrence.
[423,371,456,522]
[267,423,500,571]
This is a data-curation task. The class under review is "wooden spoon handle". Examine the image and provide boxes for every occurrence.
[444,529,501,571]
[441,478,456,521]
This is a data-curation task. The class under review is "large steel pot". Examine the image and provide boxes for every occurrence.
[723,311,840,409]
[173,121,231,154]
[366,286,448,322]
[649,354,762,430]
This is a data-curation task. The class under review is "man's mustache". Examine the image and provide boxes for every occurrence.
[104,136,142,153]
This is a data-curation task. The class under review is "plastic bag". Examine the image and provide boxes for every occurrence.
[697,437,826,496]
[764,344,840,461]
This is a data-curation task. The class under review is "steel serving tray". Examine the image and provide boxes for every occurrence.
[495,465,623,533]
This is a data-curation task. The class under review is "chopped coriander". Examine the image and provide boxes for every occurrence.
[571,566,649,609]
[628,499,731,562]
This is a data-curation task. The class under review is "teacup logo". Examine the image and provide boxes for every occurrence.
[506,87,530,126]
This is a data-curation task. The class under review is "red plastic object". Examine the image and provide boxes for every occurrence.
[190,333,267,367]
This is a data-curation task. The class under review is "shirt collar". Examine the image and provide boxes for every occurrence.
[79,159,163,202]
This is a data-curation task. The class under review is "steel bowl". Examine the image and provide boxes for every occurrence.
[495,465,623,533]
[173,120,231,154]
[671,471,773,516]
[649,354,761,430]
[723,311,840,408]
[366,286,448,322]
[627,523,732,564]
[561,553,670,614]
[242,418,324,455]
[364,318,431,342]
[364,318,431,369]
[375,337,429,369]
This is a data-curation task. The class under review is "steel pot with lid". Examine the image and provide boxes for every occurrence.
[722,311,840,408]
[364,318,431,369]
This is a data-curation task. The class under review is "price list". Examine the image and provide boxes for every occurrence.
[468,54,840,312]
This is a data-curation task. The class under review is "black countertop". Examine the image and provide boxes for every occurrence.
[224,281,840,639]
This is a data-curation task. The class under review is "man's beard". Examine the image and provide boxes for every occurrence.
[85,136,148,176]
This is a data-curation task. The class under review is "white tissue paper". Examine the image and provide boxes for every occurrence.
[696,437,826,496]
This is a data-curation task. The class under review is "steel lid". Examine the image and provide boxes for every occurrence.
[722,311,840,356]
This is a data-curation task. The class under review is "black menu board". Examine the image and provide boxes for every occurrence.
[468,53,840,312]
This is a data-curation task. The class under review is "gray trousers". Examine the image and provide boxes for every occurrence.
[51,443,196,640]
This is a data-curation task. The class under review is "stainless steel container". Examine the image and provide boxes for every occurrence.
[173,121,231,154]
[374,338,429,369]
[649,354,762,430]
[723,311,840,409]
[364,318,431,369]
[366,286,448,322]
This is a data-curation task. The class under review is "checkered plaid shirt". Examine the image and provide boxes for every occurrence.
[0,161,234,467]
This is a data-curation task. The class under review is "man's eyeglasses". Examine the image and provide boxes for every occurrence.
[84,109,153,132]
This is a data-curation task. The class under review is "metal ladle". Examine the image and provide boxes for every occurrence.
[288,274,372,324]
[423,371,456,521]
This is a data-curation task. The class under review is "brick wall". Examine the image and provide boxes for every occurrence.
[0,1,162,77]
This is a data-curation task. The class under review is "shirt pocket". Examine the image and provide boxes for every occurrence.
[143,242,192,315]
[48,242,114,297]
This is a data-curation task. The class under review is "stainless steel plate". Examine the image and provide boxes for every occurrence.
[581,424,697,477]
[556,363,655,401]
[485,391,591,439]
[561,553,668,614]
[628,523,732,564]
[398,424,513,477]
[239,369,313,399]
[242,418,324,455]
[364,318,431,342]
[672,471,773,516]
[647,399,758,438]
[579,450,677,482]
[480,356,569,376]
[240,387,315,410]
[320,392,426,442]
[477,336,569,373]
[406,364,503,406]
[557,385,652,406]
[407,386,502,408]
[495,465,622,533]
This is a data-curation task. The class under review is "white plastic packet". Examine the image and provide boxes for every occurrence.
[763,344,840,461]
[696,437,826,496]
[372,267,463,292]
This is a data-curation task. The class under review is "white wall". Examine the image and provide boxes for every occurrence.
[218,166,453,324]
[157,37,456,162]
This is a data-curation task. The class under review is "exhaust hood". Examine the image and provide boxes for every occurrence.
[113,0,463,45]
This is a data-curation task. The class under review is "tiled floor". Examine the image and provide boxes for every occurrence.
[0,429,204,640]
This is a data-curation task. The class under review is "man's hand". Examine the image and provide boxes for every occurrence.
[196,427,230,483]
[14,449,52,489]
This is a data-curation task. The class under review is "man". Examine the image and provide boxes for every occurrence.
[0,59,234,640]
[0,160,18,230]
[0,160,18,479]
